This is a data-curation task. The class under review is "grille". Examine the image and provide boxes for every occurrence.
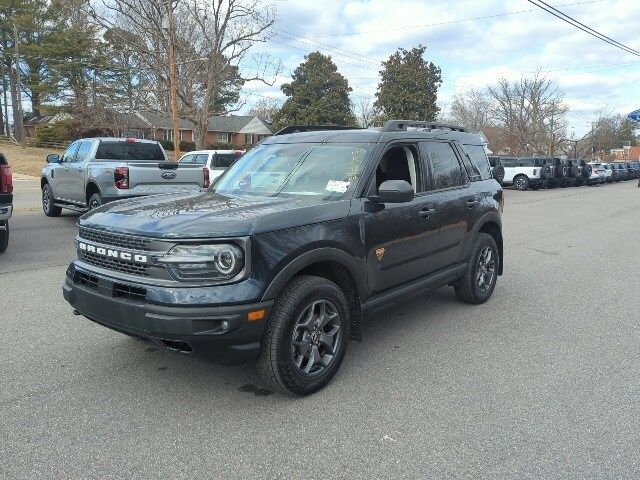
[79,228,151,251]
[113,282,147,302]
[79,250,148,277]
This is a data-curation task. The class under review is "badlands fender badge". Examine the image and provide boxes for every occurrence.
[375,247,386,260]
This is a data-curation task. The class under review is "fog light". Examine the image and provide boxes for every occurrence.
[221,320,230,331]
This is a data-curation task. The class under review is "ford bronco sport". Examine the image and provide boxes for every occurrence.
[63,121,504,395]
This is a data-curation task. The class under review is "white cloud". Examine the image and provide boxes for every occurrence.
[242,0,640,134]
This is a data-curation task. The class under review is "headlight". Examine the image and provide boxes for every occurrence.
[158,243,244,281]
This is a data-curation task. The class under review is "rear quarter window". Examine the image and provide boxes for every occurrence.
[213,153,242,168]
[96,141,165,161]
[460,144,491,180]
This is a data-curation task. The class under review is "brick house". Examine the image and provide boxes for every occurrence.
[610,145,640,161]
[24,110,273,148]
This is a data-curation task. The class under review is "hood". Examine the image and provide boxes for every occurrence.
[79,192,351,238]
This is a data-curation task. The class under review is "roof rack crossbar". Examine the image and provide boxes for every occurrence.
[274,125,361,136]
[382,120,467,133]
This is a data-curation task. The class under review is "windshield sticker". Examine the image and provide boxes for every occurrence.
[325,180,350,193]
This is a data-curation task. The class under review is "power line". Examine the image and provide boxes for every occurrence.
[310,0,606,37]
[526,0,640,57]
[532,0,640,55]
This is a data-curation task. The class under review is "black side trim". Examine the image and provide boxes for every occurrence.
[362,262,467,316]
[380,241,461,271]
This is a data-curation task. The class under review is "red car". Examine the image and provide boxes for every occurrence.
[0,153,13,253]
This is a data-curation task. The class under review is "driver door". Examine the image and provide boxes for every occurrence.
[53,141,80,201]
[364,143,441,293]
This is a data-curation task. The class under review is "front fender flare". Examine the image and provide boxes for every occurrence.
[261,247,365,302]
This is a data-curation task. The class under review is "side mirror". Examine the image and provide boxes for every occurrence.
[46,154,61,164]
[373,180,414,204]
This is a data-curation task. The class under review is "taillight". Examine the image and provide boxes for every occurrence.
[0,164,13,194]
[203,167,210,188]
[114,166,129,189]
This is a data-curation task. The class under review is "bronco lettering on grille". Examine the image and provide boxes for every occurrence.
[78,241,148,263]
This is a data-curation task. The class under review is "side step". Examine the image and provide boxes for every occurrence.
[361,262,467,317]
[54,202,88,213]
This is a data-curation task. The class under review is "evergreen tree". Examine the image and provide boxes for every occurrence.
[273,52,356,130]
[374,45,442,122]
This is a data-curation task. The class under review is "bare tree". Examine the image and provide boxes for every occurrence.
[352,94,377,128]
[247,96,282,122]
[93,0,280,148]
[449,89,494,132]
[487,73,567,156]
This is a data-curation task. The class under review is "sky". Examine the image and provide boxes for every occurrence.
[242,0,640,137]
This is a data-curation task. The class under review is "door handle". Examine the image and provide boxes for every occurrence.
[417,205,436,218]
[466,199,479,208]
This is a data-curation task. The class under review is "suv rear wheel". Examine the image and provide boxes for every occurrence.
[513,175,529,191]
[454,233,499,304]
[42,183,62,217]
[258,275,350,396]
[88,192,103,210]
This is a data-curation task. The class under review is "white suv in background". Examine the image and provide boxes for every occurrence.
[491,156,550,190]
[587,162,607,185]
[178,149,245,182]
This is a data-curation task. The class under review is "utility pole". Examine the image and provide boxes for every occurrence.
[12,18,25,148]
[165,0,180,160]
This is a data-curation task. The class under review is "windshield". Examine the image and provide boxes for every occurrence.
[212,143,370,200]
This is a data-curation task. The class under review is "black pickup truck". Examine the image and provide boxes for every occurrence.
[0,153,12,253]
[63,121,504,395]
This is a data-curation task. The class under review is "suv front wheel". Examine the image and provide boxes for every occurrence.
[258,275,350,396]
[42,183,62,217]
[513,175,529,191]
[454,233,499,304]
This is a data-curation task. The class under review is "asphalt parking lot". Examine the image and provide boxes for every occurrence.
[1,180,639,478]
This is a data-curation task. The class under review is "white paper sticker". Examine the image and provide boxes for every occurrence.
[325,180,350,193]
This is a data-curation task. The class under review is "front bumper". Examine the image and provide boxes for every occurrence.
[63,263,272,365]
[0,204,12,222]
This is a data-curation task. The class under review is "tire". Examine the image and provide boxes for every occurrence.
[42,183,62,217]
[582,164,592,179]
[454,233,499,304]
[530,184,540,190]
[258,275,350,396]
[513,175,529,191]
[88,192,103,210]
[0,221,8,253]
[540,165,551,180]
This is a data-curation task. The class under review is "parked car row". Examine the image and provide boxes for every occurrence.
[489,156,640,191]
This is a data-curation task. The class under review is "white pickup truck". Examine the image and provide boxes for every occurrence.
[41,138,209,216]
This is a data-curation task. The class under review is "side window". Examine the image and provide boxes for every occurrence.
[61,142,80,163]
[424,142,466,190]
[460,143,491,180]
[214,153,241,169]
[374,144,423,193]
[193,154,209,165]
[75,140,92,163]
[179,154,195,164]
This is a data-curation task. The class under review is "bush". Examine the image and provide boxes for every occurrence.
[158,139,174,150]
[179,141,196,152]
[205,142,247,151]
[33,120,73,147]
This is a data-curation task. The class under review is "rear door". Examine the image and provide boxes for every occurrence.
[420,140,475,270]
[55,141,80,200]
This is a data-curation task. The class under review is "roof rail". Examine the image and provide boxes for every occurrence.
[382,120,467,133]
[274,125,361,136]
